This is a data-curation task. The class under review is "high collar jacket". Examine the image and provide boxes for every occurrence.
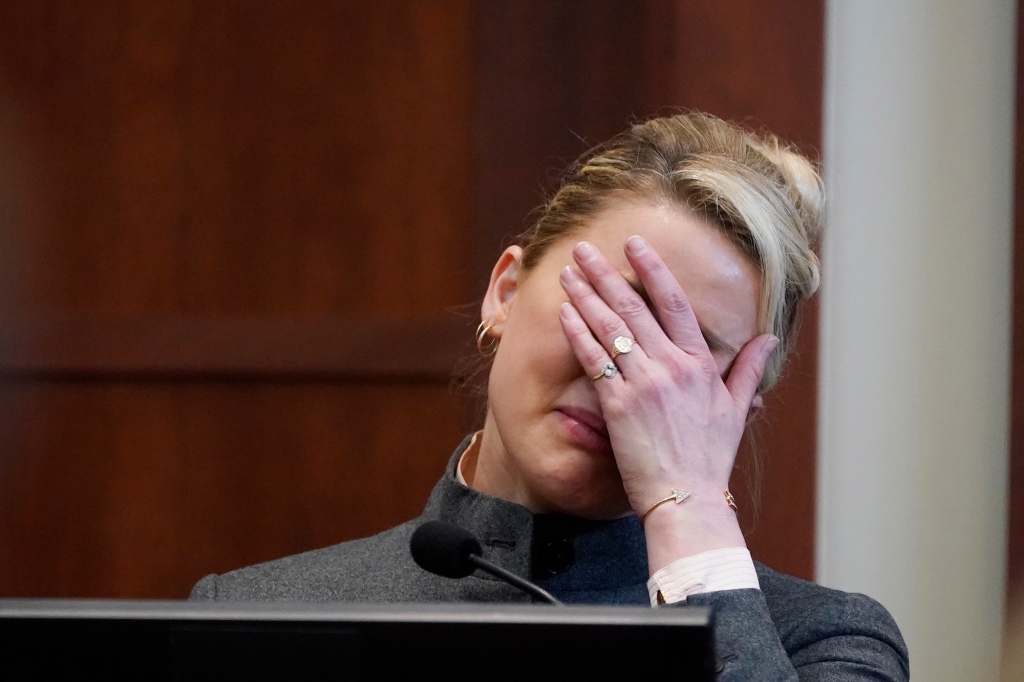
[191,436,909,680]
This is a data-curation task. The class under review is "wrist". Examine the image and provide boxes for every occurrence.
[641,491,746,574]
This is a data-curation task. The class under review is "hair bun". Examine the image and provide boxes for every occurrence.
[754,140,825,246]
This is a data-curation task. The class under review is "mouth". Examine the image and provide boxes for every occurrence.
[554,406,612,456]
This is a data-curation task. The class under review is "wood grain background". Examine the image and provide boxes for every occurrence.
[0,0,827,599]
[1010,0,1024,610]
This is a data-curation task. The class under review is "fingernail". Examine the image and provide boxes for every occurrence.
[763,336,780,355]
[560,302,577,318]
[626,235,648,254]
[574,241,598,263]
[560,265,581,284]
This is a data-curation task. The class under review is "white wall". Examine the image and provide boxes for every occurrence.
[819,1,1016,680]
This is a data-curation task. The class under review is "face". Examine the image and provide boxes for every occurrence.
[471,199,762,519]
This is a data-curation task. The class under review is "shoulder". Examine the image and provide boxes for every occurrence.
[754,562,909,674]
[755,562,899,634]
[190,520,422,602]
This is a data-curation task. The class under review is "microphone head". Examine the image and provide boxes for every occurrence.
[410,520,483,579]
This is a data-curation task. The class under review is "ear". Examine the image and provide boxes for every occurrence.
[746,394,765,424]
[480,246,524,339]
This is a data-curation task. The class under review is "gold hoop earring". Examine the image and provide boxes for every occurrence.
[475,320,499,358]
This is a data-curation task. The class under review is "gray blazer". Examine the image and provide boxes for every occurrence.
[192,439,909,681]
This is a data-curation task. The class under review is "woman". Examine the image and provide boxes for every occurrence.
[191,112,909,680]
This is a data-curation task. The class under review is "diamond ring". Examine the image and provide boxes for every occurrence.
[592,362,618,381]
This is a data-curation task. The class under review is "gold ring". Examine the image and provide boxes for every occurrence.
[610,335,636,359]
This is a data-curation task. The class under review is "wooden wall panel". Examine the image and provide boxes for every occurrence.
[472,1,654,287]
[0,314,469,379]
[0,0,479,598]
[0,382,464,598]
[1009,0,1024,610]
[0,1,474,317]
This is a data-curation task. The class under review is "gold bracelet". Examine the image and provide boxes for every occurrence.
[640,488,739,526]
[640,489,691,525]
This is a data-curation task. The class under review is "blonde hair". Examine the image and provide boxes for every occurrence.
[516,111,823,391]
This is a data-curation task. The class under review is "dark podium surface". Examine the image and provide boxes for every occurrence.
[0,598,717,680]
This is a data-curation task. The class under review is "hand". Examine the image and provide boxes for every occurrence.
[557,235,778,525]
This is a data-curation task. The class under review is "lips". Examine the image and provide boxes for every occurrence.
[555,406,612,455]
[557,406,608,437]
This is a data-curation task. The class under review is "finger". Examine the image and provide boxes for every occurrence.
[623,235,710,358]
[570,241,668,353]
[558,302,622,385]
[725,334,779,409]
[559,264,647,368]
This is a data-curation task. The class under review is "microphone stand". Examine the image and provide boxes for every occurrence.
[467,555,564,605]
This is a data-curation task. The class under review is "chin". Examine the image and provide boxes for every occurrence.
[533,458,632,520]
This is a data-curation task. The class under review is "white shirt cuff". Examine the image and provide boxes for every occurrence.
[647,547,760,606]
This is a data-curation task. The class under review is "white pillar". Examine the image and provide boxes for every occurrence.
[819,2,1016,680]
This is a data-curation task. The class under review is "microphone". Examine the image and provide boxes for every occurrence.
[410,520,564,605]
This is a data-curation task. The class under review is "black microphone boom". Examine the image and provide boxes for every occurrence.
[410,521,563,605]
